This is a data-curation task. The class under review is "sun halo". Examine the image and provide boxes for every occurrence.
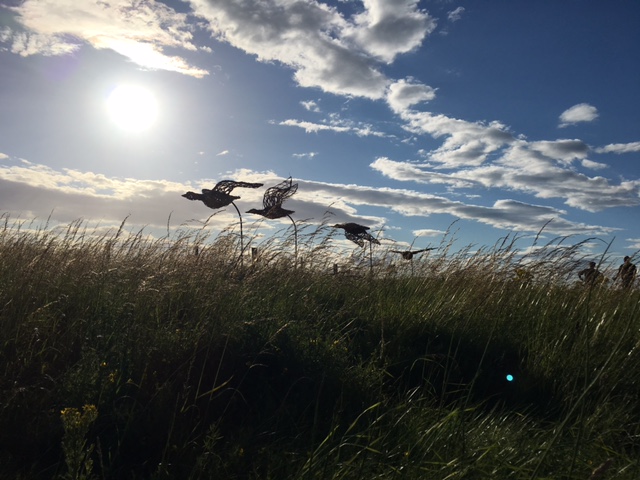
[106,84,158,133]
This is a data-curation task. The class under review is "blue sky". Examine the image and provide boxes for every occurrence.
[1,0,639,261]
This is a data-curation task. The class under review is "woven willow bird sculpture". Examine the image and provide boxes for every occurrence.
[333,222,380,248]
[182,180,263,266]
[247,177,299,263]
[333,222,380,273]
[182,180,263,209]
[390,247,436,260]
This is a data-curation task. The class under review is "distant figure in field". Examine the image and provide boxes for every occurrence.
[578,261,601,286]
[614,256,637,289]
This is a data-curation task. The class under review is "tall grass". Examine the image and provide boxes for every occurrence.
[0,215,638,479]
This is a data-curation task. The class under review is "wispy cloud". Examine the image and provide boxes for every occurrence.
[371,139,640,213]
[558,103,599,128]
[2,0,208,77]
[413,228,446,237]
[293,152,319,159]
[278,117,388,137]
[595,142,640,154]
[447,7,465,22]
[301,100,321,112]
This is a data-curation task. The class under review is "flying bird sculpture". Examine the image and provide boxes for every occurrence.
[333,222,380,273]
[181,180,263,210]
[182,180,263,266]
[333,222,380,248]
[390,247,436,260]
[247,177,299,264]
[246,177,298,219]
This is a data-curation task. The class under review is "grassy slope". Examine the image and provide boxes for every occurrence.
[0,219,639,479]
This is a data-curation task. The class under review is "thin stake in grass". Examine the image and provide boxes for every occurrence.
[246,177,299,266]
[182,180,263,266]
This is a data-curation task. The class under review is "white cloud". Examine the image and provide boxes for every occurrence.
[345,0,437,63]
[3,0,208,77]
[447,7,465,22]
[528,139,589,165]
[581,159,608,170]
[189,0,436,98]
[293,152,319,159]
[413,228,446,237]
[278,117,387,137]
[400,110,515,167]
[595,142,640,154]
[371,138,640,213]
[371,96,639,213]
[558,103,599,128]
[386,78,436,113]
[301,100,321,112]
[0,153,8,160]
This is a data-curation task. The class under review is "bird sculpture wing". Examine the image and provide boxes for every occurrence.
[345,232,365,247]
[213,180,263,195]
[263,177,298,209]
[413,247,436,254]
[361,233,381,245]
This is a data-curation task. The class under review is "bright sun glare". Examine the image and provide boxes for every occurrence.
[106,85,158,132]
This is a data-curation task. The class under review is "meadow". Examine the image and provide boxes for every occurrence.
[0,214,638,479]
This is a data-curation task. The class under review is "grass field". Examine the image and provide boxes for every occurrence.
[1,215,638,479]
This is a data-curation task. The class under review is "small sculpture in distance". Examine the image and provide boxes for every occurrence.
[333,222,380,247]
[390,247,436,261]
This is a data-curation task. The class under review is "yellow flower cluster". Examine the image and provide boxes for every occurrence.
[60,404,98,431]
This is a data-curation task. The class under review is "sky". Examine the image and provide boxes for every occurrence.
[1,0,639,262]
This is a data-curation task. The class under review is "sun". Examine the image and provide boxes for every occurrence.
[106,85,158,132]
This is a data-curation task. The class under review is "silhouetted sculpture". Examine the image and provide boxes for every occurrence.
[333,222,380,247]
[182,180,263,267]
[182,180,263,209]
[247,177,299,264]
[390,247,436,260]
[246,177,298,219]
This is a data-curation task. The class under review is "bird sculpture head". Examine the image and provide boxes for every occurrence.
[182,191,199,200]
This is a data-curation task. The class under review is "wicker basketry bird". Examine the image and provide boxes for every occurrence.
[246,177,298,219]
[390,247,436,260]
[182,180,263,209]
[247,177,298,221]
[246,177,299,264]
[182,180,263,267]
[333,222,380,247]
